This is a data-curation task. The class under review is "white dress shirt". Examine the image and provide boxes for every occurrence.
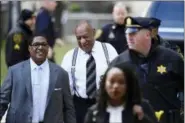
[61,41,118,98]
[107,104,124,123]
[30,58,50,123]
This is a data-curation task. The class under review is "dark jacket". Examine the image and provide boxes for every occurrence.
[157,35,183,58]
[35,7,56,48]
[5,20,33,67]
[109,42,184,123]
[96,23,127,54]
[84,99,157,123]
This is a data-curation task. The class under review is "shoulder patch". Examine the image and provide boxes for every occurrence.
[13,33,22,50]
[13,33,22,43]
[94,29,102,39]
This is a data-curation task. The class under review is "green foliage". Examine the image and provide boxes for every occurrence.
[68,3,81,12]
[0,40,7,85]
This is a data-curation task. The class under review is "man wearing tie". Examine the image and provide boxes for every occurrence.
[0,34,76,123]
[61,20,118,123]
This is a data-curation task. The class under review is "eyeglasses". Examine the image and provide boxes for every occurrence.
[30,43,48,48]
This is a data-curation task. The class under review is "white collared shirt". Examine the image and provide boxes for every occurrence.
[107,104,124,123]
[61,41,118,98]
[30,58,50,123]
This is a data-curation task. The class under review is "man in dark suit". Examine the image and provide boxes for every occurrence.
[0,34,76,123]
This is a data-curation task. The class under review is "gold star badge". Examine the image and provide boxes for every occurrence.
[157,65,167,74]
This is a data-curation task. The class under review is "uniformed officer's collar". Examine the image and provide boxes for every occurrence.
[154,35,162,45]
[129,40,158,59]
[130,49,147,58]
[112,23,125,29]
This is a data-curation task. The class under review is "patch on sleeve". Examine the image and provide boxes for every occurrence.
[176,46,184,60]
[94,29,102,39]
[13,33,22,50]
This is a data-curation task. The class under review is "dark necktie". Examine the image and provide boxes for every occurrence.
[86,54,97,98]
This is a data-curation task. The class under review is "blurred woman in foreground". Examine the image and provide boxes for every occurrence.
[84,63,157,123]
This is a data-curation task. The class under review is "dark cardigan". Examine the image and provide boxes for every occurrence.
[84,99,157,123]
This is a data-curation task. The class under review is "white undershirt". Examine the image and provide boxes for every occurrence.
[107,104,124,123]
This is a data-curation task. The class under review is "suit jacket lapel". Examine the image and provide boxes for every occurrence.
[96,110,109,123]
[22,60,33,104]
[103,112,109,123]
[45,62,58,108]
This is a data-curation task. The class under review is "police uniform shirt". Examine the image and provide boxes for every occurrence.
[35,7,56,48]
[109,16,184,113]
[96,23,127,54]
[61,41,118,98]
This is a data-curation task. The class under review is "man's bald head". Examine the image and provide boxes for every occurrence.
[112,2,128,25]
[113,1,127,12]
[75,20,94,33]
[75,20,95,53]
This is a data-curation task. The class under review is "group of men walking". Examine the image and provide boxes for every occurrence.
[0,1,183,123]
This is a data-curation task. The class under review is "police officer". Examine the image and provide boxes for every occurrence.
[95,2,128,54]
[110,16,184,123]
[151,19,184,117]
[5,9,35,67]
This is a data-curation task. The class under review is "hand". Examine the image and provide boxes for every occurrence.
[133,104,144,120]
[55,38,65,47]
[47,47,53,59]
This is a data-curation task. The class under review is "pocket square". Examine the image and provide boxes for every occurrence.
[54,88,62,91]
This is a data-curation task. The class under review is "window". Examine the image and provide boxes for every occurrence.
[153,1,184,27]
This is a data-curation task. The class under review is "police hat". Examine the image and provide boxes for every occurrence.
[19,9,35,21]
[149,18,161,38]
[124,16,161,34]
[150,17,161,28]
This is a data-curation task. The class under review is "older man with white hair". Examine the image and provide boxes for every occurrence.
[95,1,128,54]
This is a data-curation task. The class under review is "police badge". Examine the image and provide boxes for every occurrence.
[108,31,115,39]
